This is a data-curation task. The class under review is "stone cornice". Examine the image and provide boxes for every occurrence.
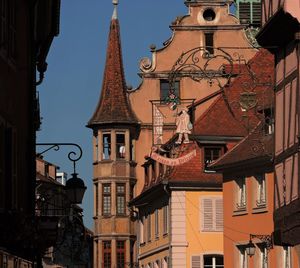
[170,25,245,31]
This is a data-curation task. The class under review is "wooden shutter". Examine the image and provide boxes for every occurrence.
[215,198,223,231]
[202,198,213,231]
[191,256,201,268]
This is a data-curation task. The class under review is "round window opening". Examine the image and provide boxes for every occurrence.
[203,9,216,21]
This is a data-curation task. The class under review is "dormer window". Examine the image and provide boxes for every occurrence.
[204,146,223,172]
[263,108,274,135]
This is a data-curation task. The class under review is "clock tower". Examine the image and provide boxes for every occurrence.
[87,1,139,267]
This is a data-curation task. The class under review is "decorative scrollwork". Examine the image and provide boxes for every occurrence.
[168,46,275,157]
[36,143,83,174]
[250,234,273,250]
[168,47,236,92]
[140,55,157,73]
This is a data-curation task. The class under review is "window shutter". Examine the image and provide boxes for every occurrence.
[215,198,223,231]
[202,198,213,230]
[191,256,201,268]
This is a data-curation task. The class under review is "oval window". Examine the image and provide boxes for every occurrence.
[203,9,216,21]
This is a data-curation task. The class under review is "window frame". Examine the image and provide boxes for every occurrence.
[259,245,268,268]
[140,217,145,245]
[102,132,111,160]
[103,240,111,268]
[116,183,126,216]
[147,214,152,242]
[204,32,214,56]
[203,146,223,172]
[163,205,169,235]
[254,174,267,208]
[155,209,159,238]
[116,132,126,160]
[203,254,224,268]
[116,240,126,268]
[282,246,291,268]
[200,197,223,232]
[95,183,99,216]
[237,246,248,268]
[235,177,247,211]
[102,183,111,216]
[160,79,180,102]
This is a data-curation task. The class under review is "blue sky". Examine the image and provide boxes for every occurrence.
[36,1,188,229]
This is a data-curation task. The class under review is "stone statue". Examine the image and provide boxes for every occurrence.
[175,108,192,144]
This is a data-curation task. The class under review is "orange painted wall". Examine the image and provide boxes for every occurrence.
[223,172,299,267]
[186,191,223,267]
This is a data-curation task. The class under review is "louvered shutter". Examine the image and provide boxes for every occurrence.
[252,3,261,26]
[239,3,251,22]
[191,256,201,268]
[202,198,213,231]
[215,198,223,231]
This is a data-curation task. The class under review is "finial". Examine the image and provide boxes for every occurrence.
[112,0,118,20]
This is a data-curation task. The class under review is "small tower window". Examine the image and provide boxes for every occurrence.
[203,8,216,21]
[103,133,111,160]
[116,240,126,268]
[116,133,126,159]
[204,32,214,56]
[103,241,111,268]
[116,183,126,215]
[102,184,111,216]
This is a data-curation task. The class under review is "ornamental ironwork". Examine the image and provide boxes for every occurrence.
[167,46,274,157]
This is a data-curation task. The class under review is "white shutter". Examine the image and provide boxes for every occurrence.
[202,198,213,231]
[215,198,223,231]
[191,256,201,268]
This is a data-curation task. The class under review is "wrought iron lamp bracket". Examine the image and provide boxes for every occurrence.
[36,143,83,174]
[250,234,273,250]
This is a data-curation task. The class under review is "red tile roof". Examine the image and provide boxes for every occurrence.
[193,49,274,137]
[193,95,247,137]
[209,122,274,170]
[87,18,138,127]
[140,142,222,194]
[166,142,223,186]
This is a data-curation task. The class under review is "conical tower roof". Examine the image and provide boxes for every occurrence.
[87,3,139,128]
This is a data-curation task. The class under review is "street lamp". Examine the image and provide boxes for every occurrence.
[245,239,256,257]
[36,142,87,204]
[245,234,273,257]
[66,173,86,204]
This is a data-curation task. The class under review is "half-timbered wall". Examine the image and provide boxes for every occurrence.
[274,41,299,209]
[262,0,300,25]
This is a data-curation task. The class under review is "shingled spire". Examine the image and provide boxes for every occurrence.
[87,1,138,128]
